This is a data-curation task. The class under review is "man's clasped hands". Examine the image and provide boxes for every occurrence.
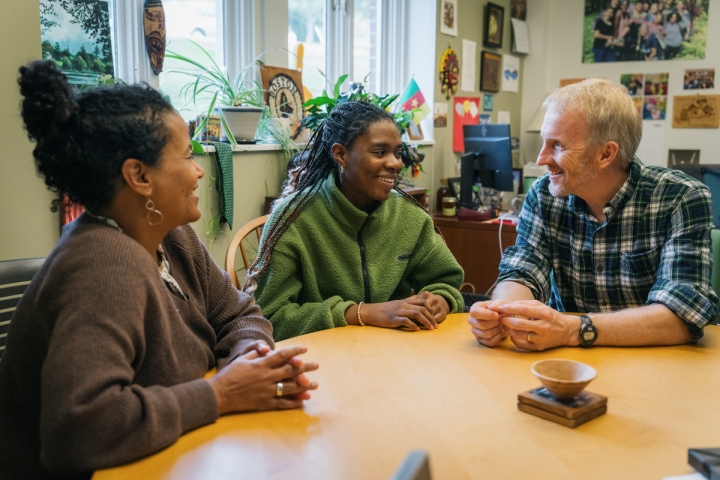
[468,299,583,352]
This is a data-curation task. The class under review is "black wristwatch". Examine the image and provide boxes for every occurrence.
[578,315,598,347]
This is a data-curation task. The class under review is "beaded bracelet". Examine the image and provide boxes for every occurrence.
[357,301,365,326]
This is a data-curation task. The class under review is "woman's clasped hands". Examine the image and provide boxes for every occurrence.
[347,291,450,331]
[208,341,319,415]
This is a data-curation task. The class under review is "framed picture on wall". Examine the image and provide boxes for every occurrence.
[483,3,504,49]
[440,0,458,37]
[480,51,501,93]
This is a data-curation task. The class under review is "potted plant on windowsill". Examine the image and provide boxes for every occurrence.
[165,40,296,152]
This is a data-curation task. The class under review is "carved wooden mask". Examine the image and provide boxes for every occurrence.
[143,0,166,75]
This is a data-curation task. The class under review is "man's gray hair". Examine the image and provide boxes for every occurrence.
[543,78,642,169]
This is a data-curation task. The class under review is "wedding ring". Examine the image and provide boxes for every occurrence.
[276,382,283,397]
[527,331,533,343]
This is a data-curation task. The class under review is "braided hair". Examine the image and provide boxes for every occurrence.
[18,60,176,212]
[243,100,428,292]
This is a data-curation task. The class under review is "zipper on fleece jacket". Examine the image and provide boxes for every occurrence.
[357,217,371,303]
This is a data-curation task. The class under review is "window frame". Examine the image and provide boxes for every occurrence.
[112,0,435,139]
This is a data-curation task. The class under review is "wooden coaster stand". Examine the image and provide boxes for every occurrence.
[518,387,608,428]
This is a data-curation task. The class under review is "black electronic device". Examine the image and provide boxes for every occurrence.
[689,448,720,480]
[460,124,514,207]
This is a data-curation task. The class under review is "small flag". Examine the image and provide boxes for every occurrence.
[398,79,430,125]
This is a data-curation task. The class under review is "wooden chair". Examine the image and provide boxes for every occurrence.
[0,257,45,359]
[225,215,269,288]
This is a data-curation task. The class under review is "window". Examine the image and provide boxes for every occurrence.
[288,0,326,97]
[41,0,436,141]
[159,0,222,121]
[352,0,381,92]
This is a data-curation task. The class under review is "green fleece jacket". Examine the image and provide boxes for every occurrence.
[254,173,464,341]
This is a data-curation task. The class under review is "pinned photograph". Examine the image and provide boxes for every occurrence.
[483,94,493,111]
[643,96,667,120]
[559,78,586,87]
[440,0,458,37]
[501,55,520,93]
[511,0,527,20]
[684,69,715,89]
[620,74,644,96]
[196,114,221,142]
[673,95,720,128]
[434,102,448,128]
[644,73,669,96]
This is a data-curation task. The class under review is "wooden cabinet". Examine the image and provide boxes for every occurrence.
[433,216,518,294]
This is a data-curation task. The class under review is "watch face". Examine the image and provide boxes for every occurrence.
[583,331,595,341]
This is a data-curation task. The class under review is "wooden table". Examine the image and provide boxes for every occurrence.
[95,315,720,480]
[433,216,518,293]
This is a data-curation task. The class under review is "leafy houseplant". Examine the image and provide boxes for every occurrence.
[302,74,425,178]
[165,40,297,157]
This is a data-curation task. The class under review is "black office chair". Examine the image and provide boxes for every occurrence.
[390,450,432,480]
[0,258,45,359]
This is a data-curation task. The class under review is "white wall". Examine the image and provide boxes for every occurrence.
[521,0,720,169]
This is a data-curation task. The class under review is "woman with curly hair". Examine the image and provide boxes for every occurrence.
[0,61,318,479]
[247,101,464,341]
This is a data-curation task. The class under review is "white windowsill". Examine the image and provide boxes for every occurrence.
[200,139,435,154]
[407,139,436,146]
[201,143,291,153]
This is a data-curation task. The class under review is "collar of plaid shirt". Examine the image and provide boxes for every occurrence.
[567,156,641,222]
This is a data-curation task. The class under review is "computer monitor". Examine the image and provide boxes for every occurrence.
[460,124,514,207]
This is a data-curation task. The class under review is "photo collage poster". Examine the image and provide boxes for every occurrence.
[620,72,669,120]
[581,0,710,64]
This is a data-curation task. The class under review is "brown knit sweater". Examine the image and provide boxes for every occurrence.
[0,214,273,479]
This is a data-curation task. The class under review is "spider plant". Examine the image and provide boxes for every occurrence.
[165,40,266,146]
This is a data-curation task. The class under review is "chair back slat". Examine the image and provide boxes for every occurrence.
[0,258,45,358]
[224,215,269,288]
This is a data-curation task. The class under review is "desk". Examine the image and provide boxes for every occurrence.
[95,315,720,480]
[433,216,518,293]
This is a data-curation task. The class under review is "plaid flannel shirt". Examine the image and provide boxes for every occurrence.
[498,158,718,340]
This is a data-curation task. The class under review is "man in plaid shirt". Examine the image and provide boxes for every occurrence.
[469,78,718,350]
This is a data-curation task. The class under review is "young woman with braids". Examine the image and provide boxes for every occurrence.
[0,61,319,479]
[248,101,464,341]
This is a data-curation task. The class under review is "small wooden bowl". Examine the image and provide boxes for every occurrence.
[531,359,597,401]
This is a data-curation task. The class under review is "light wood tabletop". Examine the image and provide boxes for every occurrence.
[94,314,720,480]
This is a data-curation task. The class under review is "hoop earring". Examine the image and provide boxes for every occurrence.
[145,196,164,226]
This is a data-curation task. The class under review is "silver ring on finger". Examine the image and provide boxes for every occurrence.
[275,382,283,397]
